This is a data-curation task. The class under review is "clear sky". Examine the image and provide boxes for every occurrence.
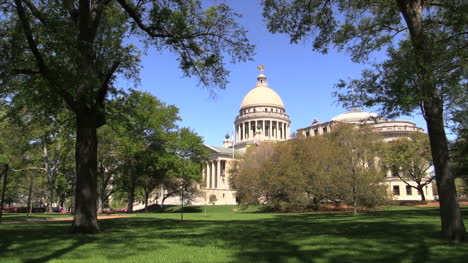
[122,0,427,146]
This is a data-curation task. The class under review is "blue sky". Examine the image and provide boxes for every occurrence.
[122,0,427,146]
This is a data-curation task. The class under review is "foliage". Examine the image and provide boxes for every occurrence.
[261,0,467,241]
[1,0,253,233]
[107,90,180,212]
[1,206,467,262]
[327,124,388,213]
[451,129,468,196]
[233,124,388,212]
[0,105,75,211]
[382,132,434,201]
[209,194,217,205]
[163,127,207,205]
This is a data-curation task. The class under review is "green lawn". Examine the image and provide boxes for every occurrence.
[1,213,72,222]
[1,206,467,263]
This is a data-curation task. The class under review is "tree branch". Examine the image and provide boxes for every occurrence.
[96,60,121,105]
[117,0,171,38]
[13,68,40,74]
[14,0,78,112]
[11,167,46,172]
[62,0,79,26]
[14,0,48,78]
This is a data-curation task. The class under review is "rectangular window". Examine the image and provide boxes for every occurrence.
[323,127,327,133]
[393,185,400,196]
[314,129,318,135]
[305,131,310,137]
[406,185,412,195]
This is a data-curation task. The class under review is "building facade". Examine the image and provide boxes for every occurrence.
[298,108,434,201]
[197,67,291,205]
[197,67,435,204]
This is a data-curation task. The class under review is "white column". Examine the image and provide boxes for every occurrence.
[207,161,211,188]
[217,160,222,189]
[236,125,240,143]
[279,122,282,139]
[269,120,272,139]
[249,121,253,139]
[239,122,245,142]
[244,122,248,139]
[202,163,206,188]
[211,161,216,188]
[283,123,288,140]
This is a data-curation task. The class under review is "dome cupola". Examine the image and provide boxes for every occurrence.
[240,66,284,110]
[234,65,291,150]
[331,108,378,123]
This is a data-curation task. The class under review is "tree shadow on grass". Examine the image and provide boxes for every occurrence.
[1,208,466,263]
[22,239,89,263]
[134,205,202,213]
[95,207,467,263]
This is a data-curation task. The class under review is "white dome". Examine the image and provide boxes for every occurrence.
[240,73,284,109]
[332,109,378,123]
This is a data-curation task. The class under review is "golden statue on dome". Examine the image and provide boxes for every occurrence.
[257,64,265,73]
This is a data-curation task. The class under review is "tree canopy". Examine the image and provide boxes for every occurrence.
[382,132,434,201]
[261,0,466,242]
[232,124,388,212]
[0,0,254,233]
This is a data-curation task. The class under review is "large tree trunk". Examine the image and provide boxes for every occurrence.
[398,0,466,242]
[144,190,150,211]
[97,197,103,214]
[127,182,135,213]
[71,112,99,233]
[417,185,426,202]
[46,187,54,213]
[426,110,466,241]
[27,175,34,217]
[0,164,8,221]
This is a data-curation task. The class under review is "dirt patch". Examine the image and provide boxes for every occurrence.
[414,201,468,207]
[0,214,132,225]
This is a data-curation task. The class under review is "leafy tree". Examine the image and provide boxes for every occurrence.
[262,0,466,241]
[0,106,46,211]
[449,90,468,196]
[231,143,276,206]
[294,134,339,210]
[451,129,468,196]
[110,91,180,213]
[327,124,387,214]
[209,194,217,205]
[170,127,207,205]
[232,127,387,212]
[1,0,253,233]
[383,132,434,201]
[96,125,120,213]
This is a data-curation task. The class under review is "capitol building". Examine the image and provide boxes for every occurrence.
[197,67,434,205]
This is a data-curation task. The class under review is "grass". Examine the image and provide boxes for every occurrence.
[1,213,72,222]
[1,206,467,263]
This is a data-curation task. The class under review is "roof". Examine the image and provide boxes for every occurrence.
[240,73,285,109]
[331,108,378,123]
[204,145,234,155]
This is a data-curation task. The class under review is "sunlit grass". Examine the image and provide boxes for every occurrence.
[1,212,72,221]
[1,206,467,263]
